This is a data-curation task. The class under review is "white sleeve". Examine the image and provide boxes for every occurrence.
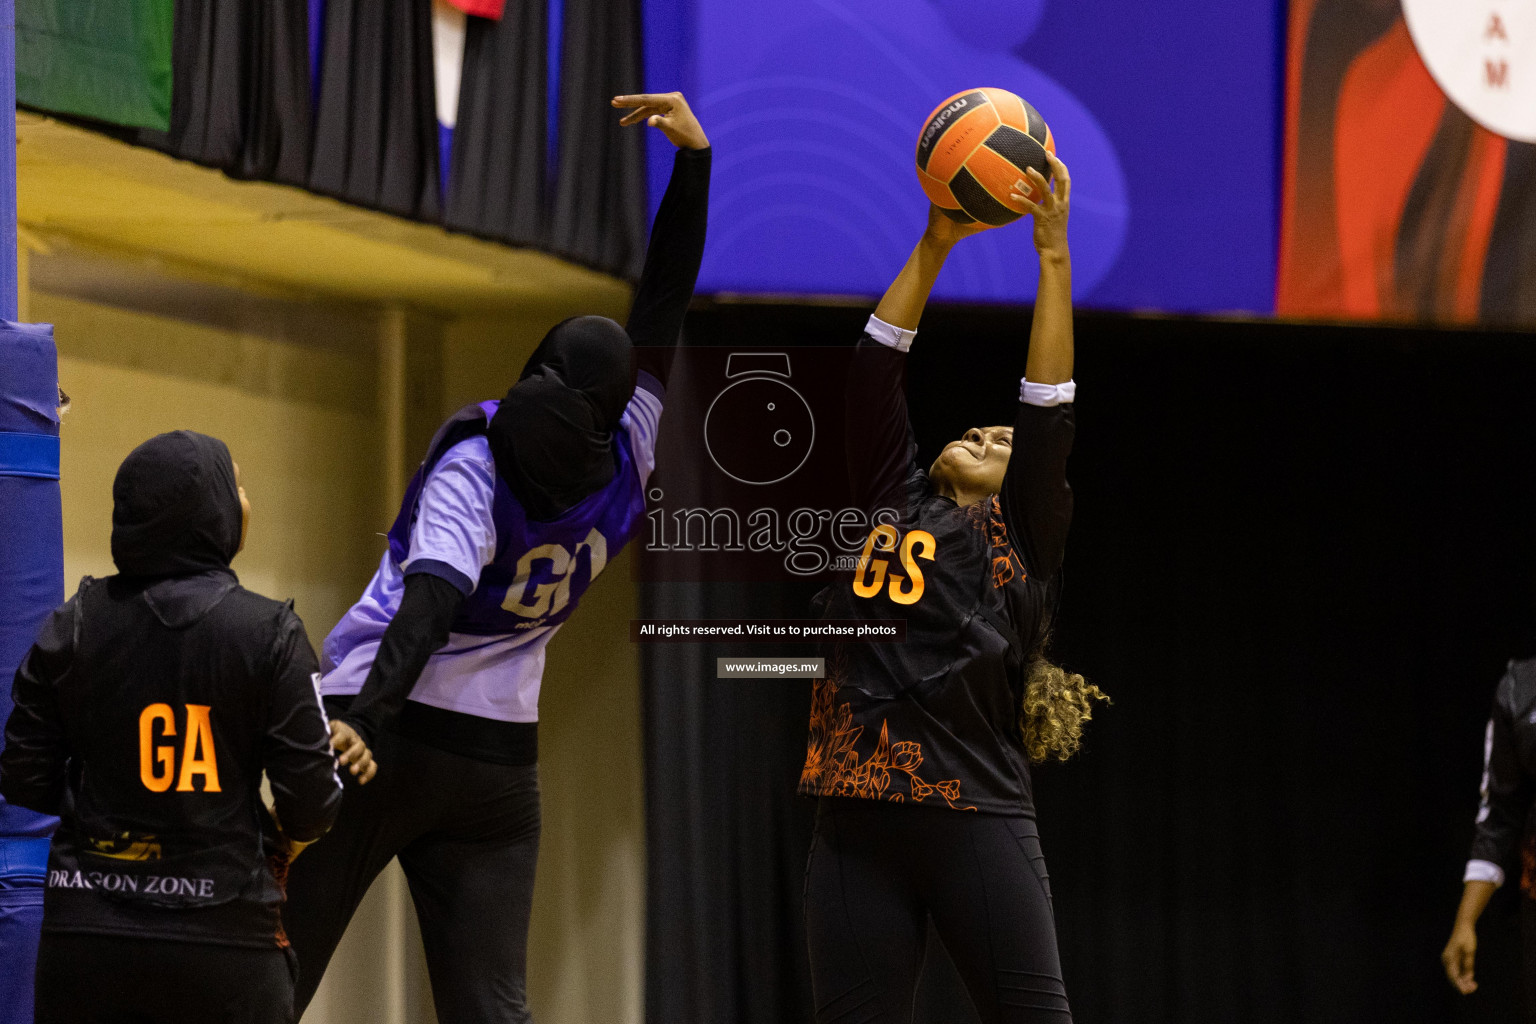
[403,439,498,594]
[865,314,917,352]
[1019,378,1077,407]
[623,385,664,489]
[1464,859,1506,887]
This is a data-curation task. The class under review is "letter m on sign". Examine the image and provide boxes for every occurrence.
[1486,60,1509,89]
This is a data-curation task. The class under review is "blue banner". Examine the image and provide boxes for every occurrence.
[646,0,1281,314]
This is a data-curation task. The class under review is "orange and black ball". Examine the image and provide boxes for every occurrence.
[916,87,1055,226]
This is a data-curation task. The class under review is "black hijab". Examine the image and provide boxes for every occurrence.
[487,315,633,522]
[111,431,243,579]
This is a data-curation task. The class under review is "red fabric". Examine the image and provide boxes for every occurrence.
[1274,0,1325,316]
[1330,21,1442,319]
[1454,128,1507,318]
[445,0,505,19]
[1277,5,1522,325]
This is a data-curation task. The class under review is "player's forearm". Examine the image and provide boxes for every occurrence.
[342,573,463,745]
[264,636,344,842]
[1455,879,1498,929]
[628,146,712,362]
[1025,251,1073,385]
[267,772,338,845]
[873,230,955,333]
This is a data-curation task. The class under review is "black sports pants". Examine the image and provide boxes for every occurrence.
[804,797,1072,1024]
[33,933,295,1024]
[282,726,541,1024]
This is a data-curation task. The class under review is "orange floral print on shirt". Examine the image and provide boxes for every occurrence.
[800,675,976,811]
[965,495,1024,589]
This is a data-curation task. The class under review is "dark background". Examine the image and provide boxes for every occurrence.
[643,302,1536,1024]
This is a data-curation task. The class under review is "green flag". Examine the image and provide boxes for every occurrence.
[17,0,175,131]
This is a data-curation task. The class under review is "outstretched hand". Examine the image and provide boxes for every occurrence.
[923,203,995,248]
[1013,151,1070,260]
[330,719,377,785]
[1442,923,1479,994]
[613,92,709,150]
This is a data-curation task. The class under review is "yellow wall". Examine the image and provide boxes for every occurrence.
[39,284,644,1024]
[43,292,382,634]
[530,549,646,1022]
[38,286,435,1021]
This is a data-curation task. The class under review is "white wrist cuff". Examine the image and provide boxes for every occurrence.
[866,315,916,353]
[1465,859,1506,887]
[1019,378,1076,407]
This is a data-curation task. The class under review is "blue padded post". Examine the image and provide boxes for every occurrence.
[0,318,61,1020]
[0,0,59,975]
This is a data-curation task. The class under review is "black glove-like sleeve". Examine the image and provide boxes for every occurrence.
[339,572,465,747]
[630,146,712,390]
[998,399,1076,583]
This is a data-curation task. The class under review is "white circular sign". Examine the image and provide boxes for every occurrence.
[1401,0,1536,142]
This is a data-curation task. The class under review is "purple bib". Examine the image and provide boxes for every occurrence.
[387,401,646,636]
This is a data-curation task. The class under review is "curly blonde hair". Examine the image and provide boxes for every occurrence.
[1019,657,1109,763]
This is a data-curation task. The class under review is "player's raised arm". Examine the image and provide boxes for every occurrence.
[617,91,711,392]
[1019,152,1072,385]
[872,205,990,333]
[998,151,1075,580]
[846,208,998,515]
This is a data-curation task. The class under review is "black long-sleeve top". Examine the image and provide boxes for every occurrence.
[0,571,341,947]
[336,145,711,757]
[631,144,711,388]
[1466,657,1536,890]
[798,317,1075,815]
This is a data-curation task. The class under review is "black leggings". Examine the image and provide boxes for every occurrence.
[804,797,1071,1024]
[33,932,295,1024]
[282,726,541,1024]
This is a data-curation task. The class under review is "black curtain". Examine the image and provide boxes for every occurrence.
[642,304,1536,1024]
[548,0,648,277]
[308,0,439,221]
[443,0,548,249]
[138,0,312,185]
[642,578,819,1024]
[639,326,858,1024]
[61,0,653,279]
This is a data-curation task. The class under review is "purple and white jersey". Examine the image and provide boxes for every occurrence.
[320,380,662,723]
